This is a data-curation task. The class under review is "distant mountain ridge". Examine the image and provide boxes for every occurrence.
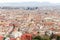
[0,2,60,7]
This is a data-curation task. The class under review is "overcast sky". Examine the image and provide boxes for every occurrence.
[0,0,60,3]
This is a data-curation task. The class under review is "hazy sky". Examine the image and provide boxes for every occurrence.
[0,0,60,3]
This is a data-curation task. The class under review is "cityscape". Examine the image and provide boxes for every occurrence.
[0,1,60,40]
